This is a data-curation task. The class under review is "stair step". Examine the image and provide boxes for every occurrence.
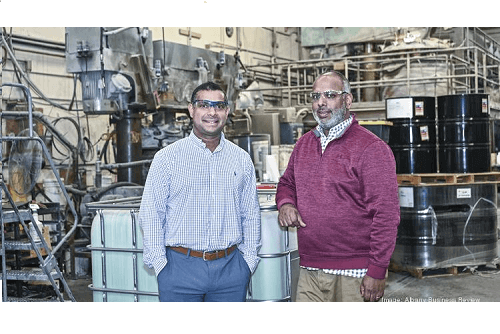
[1,240,46,251]
[6,296,60,302]
[1,209,32,223]
[0,268,61,281]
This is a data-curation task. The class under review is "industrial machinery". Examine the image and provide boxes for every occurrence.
[64,27,247,226]
[65,27,242,186]
[2,27,247,300]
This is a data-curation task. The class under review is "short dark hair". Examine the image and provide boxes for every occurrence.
[190,81,227,103]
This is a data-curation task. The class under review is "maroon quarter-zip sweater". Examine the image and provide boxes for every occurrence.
[276,118,400,279]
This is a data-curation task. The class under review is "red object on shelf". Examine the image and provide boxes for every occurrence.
[256,183,277,190]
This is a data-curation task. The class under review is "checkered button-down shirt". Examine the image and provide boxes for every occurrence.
[317,114,354,153]
[305,115,367,278]
[139,131,261,276]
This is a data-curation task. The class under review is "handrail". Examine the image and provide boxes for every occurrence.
[244,45,500,107]
[0,83,79,255]
[246,45,500,68]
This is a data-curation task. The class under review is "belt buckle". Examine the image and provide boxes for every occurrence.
[203,250,211,261]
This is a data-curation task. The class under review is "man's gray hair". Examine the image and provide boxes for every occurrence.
[317,71,351,93]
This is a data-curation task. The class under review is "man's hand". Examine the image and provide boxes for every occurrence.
[360,275,386,302]
[278,203,306,228]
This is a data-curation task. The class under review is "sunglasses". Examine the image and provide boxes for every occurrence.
[192,100,228,110]
[309,90,347,101]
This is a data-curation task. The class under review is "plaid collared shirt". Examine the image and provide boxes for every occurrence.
[139,131,261,276]
[316,114,354,153]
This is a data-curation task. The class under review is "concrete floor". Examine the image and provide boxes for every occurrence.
[64,277,93,302]
[64,239,500,303]
[383,263,500,302]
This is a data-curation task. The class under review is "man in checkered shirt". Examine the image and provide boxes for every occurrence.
[139,82,261,302]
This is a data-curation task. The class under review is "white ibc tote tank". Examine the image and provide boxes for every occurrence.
[247,185,298,301]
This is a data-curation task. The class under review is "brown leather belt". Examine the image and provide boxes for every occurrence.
[169,245,238,261]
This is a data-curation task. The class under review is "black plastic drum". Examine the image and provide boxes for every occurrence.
[438,94,490,119]
[438,94,490,173]
[387,96,437,174]
[392,183,498,269]
[391,146,437,175]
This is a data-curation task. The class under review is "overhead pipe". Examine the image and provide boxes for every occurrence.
[8,33,65,50]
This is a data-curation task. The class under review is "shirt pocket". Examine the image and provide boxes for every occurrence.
[215,165,239,191]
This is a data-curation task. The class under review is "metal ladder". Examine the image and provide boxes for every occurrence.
[0,193,75,301]
[1,83,79,302]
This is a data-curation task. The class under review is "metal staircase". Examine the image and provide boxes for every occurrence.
[0,200,74,301]
[1,83,79,302]
[0,202,75,301]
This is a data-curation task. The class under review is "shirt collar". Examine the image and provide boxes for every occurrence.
[316,114,354,141]
[189,131,226,152]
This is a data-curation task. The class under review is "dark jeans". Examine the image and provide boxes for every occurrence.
[157,247,251,302]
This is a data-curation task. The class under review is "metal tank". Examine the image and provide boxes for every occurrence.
[65,28,156,184]
[249,187,299,301]
[387,96,437,174]
[393,183,498,270]
[381,58,449,99]
[438,94,491,173]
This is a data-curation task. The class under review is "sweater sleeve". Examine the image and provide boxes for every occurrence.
[359,140,400,279]
[276,144,299,210]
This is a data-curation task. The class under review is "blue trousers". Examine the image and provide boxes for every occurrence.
[157,247,251,302]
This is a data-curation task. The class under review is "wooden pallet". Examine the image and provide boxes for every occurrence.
[397,172,500,186]
[389,262,472,279]
[389,261,470,279]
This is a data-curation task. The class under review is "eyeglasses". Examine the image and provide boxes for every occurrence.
[192,99,228,110]
[309,90,347,101]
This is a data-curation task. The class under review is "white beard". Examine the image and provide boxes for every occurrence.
[313,104,348,130]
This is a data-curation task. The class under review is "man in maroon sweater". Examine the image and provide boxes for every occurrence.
[276,71,400,302]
